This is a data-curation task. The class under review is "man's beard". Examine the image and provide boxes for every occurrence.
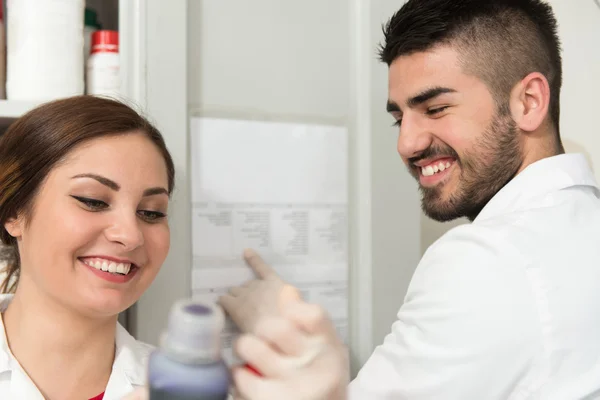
[411,110,522,222]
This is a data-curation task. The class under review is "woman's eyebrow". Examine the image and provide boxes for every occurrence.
[71,173,119,190]
[143,187,168,197]
[71,173,168,196]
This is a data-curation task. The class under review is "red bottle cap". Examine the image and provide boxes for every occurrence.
[91,30,119,54]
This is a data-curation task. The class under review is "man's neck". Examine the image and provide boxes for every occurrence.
[2,278,117,399]
[517,133,564,175]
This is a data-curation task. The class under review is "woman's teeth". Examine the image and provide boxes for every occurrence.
[82,258,132,275]
[421,160,452,177]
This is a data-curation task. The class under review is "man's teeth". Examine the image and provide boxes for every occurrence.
[421,161,452,177]
[83,259,132,275]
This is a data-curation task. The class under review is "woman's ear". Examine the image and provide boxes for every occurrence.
[4,216,23,238]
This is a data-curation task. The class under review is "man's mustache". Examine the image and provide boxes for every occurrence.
[408,145,459,165]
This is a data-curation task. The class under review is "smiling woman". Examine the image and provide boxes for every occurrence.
[0,96,175,399]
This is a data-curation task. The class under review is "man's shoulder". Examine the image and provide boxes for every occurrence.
[409,219,533,308]
[426,192,600,268]
[423,219,524,268]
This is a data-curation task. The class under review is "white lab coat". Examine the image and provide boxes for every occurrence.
[349,153,600,400]
[0,294,152,400]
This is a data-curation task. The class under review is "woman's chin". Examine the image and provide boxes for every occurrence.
[72,291,137,320]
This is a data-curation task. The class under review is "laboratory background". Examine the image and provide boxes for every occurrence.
[0,0,598,376]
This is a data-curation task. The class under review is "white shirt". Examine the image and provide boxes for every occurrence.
[0,294,152,400]
[349,154,600,400]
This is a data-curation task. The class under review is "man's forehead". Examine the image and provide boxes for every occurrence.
[387,46,463,102]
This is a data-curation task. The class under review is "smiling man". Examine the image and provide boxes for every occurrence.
[384,15,562,223]
[220,1,600,399]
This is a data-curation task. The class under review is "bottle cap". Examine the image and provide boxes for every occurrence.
[91,30,119,54]
[160,298,225,364]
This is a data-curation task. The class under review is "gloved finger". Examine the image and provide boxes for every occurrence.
[217,294,242,321]
[228,286,245,297]
[254,315,308,357]
[232,363,270,400]
[234,333,288,377]
[241,279,253,287]
[243,249,279,280]
[283,301,338,338]
[278,284,303,311]
[230,385,249,400]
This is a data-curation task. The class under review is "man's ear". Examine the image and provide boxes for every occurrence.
[4,216,23,238]
[509,72,551,133]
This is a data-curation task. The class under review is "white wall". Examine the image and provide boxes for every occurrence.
[551,0,600,171]
[188,0,350,122]
[363,0,422,361]
[185,0,600,374]
[187,0,422,373]
[133,0,190,345]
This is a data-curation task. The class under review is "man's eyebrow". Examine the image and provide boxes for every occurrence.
[71,173,119,191]
[407,87,456,107]
[386,100,401,113]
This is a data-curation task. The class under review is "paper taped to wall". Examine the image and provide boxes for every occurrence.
[190,117,349,364]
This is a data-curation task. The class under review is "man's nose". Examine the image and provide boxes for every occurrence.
[104,213,145,251]
[397,113,433,160]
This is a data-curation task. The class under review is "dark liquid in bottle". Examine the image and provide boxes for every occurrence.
[149,387,229,400]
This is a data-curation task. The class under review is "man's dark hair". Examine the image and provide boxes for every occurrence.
[379,0,562,136]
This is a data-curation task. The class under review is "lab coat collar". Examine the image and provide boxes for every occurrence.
[0,294,14,374]
[104,322,150,398]
[0,294,151,399]
[475,153,598,222]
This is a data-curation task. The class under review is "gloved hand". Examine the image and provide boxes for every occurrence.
[218,249,302,333]
[231,300,349,400]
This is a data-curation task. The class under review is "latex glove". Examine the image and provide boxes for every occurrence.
[231,300,349,400]
[218,249,302,333]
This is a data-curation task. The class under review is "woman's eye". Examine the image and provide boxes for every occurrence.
[392,118,403,127]
[72,196,108,211]
[137,210,167,222]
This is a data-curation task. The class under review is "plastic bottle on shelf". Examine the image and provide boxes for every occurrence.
[83,7,101,82]
[86,30,120,98]
[147,299,231,400]
[6,0,85,101]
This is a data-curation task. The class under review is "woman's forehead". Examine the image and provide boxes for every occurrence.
[48,134,169,189]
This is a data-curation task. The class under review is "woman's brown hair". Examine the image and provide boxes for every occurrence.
[0,95,175,293]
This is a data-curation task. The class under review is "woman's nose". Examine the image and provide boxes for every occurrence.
[103,213,145,251]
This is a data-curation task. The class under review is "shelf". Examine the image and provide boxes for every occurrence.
[0,0,120,132]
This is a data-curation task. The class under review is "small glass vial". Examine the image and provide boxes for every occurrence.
[148,299,231,400]
[86,30,120,97]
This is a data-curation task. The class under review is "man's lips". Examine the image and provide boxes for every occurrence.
[412,158,457,187]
